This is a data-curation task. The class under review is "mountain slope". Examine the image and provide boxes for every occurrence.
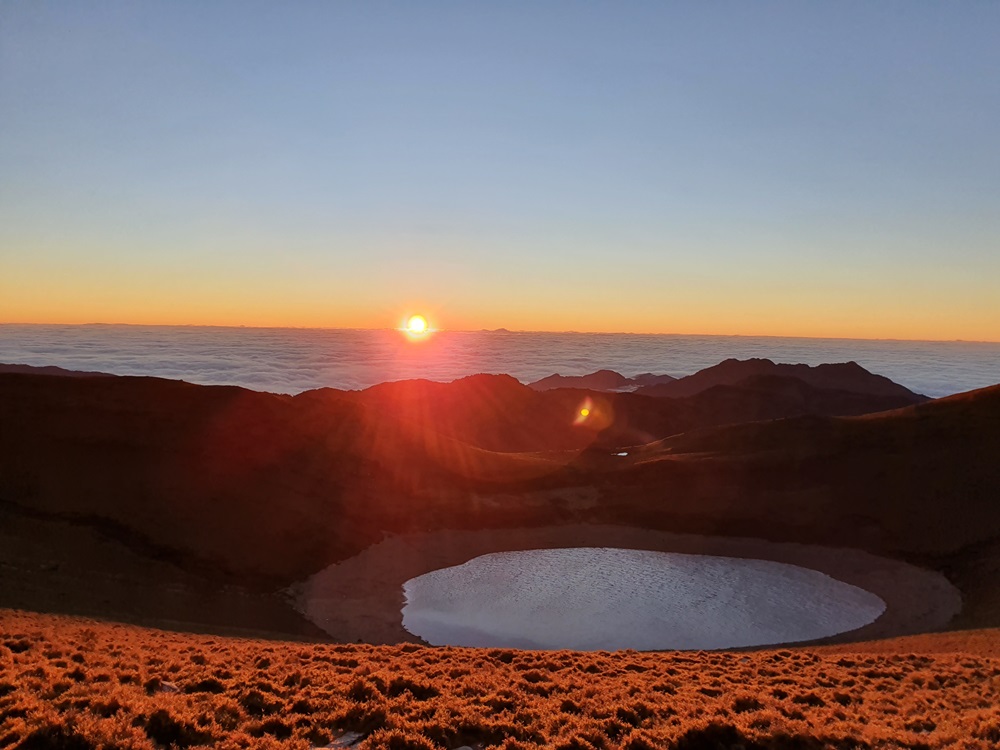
[2,371,998,632]
[636,358,926,401]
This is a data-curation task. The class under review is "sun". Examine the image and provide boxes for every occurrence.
[403,314,429,337]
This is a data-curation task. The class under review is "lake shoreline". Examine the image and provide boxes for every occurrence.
[294,524,962,650]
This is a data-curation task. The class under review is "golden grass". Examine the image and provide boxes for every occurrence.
[3,610,1000,749]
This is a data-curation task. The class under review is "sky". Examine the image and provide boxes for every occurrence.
[2,2,999,340]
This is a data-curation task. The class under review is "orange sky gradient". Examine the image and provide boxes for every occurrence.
[3,263,998,342]
[3,4,999,344]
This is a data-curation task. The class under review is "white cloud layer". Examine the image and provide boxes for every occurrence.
[2,324,996,397]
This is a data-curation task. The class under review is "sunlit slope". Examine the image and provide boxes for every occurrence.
[4,608,1000,749]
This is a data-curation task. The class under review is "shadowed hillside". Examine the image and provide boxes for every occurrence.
[635,358,927,401]
[0,370,998,637]
[303,365,924,453]
[528,369,677,391]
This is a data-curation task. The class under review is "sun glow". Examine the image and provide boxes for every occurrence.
[401,314,432,340]
[407,315,428,334]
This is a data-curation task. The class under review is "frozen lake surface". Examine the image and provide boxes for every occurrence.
[401,547,887,650]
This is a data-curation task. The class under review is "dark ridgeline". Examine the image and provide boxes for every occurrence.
[632,357,925,400]
[529,369,677,391]
[0,363,115,379]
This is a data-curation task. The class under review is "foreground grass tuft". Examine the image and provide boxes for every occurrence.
[2,610,1000,748]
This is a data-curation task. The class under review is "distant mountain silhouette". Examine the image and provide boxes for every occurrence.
[630,372,680,388]
[0,363,114,378]
[529,369,676,392]
[635,358,925,402]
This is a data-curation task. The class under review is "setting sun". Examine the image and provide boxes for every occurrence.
[404,314,429,337]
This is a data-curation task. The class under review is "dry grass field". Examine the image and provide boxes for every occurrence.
[3,610,1000,750]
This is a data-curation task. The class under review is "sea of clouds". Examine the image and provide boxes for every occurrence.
[2,324,998,397]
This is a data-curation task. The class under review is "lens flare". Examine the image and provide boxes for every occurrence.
[574,398,594,426]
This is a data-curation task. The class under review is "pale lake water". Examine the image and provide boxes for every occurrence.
[2,324,998,397]
[401,548,887,651]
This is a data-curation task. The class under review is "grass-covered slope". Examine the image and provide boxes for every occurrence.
[2,609,1000,750]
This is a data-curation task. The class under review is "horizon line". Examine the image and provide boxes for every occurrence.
[1,320,998,346]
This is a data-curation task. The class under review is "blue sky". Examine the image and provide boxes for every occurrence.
[2,2,999,339]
